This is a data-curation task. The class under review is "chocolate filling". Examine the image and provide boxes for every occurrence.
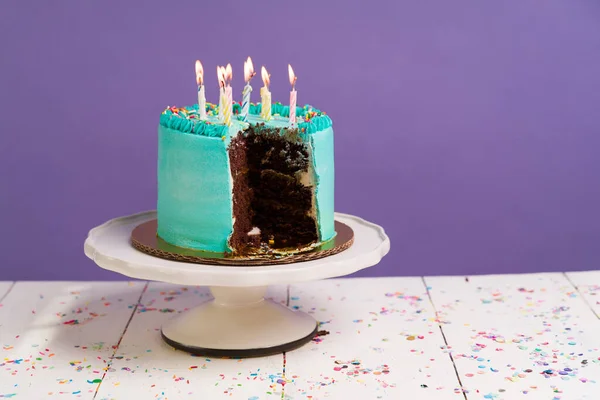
[227,124,318,253]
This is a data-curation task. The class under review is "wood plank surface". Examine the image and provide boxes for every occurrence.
[283,277,463,399]
[425,273,600,400]
[95,283,289,400]
[566,271,600,319]
[3,275,600,399]
[0,281,145,399]
[0,282,14,303]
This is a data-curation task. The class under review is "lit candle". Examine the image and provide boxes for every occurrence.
[223,63,233,126]
[241,57,255,122]
[260,66,271,121]
[288,64,297,128]
[217,66,225,120]
[195,60,206,120]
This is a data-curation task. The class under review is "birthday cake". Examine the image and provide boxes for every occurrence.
[156,60,334,256]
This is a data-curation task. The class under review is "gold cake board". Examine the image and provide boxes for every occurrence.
[131,219,354,266]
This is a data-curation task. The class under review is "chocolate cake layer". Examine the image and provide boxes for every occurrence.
[227,133,254,252]
[227,125,318,252]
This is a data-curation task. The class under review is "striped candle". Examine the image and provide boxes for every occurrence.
[218,87,224,119]
[223,89,232,126]
[224,64,233,126]
[260,66,271,121]
[197,85,207,120]
[260,87,271,121]
[241,84,252,121]
[241,57,255,121]
[195,60,207,120]
[289,90,297,127]
[226,86,233,112]
[217,66,225,120]
[288,64,297,128]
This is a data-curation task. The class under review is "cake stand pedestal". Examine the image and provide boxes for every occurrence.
[84,211,390,358]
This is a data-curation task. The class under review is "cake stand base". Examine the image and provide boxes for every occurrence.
[160,286,317,357]
[84,211,390,358]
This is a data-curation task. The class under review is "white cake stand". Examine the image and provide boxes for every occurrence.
[84,211,390,357]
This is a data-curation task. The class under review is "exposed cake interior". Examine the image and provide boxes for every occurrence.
[228,124,318,253]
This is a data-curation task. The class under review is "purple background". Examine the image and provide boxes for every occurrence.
[1,1,599,280]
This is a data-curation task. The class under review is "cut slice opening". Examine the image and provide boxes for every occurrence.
[228,125,318,254]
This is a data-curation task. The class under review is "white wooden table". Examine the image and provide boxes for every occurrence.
[0,273,599,399]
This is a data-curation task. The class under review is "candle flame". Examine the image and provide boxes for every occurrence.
[225,63,232,83]
[217,66,225,88]
[288,64,297,89]
[261,66,270,87]
[195,60,204,85]
[244,57,255,82]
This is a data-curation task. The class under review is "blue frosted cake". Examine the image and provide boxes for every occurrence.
[157,103,335,255]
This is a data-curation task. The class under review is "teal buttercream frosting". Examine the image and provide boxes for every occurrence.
[157,125,234,252]
[159,102,332,137]
[157,100,335,253]
[310,127,335,242]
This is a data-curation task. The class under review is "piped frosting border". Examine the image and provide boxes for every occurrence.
[160,103,332,137]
